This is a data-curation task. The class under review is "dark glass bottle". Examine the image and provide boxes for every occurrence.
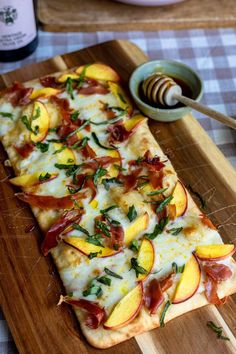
[0,0,38,62]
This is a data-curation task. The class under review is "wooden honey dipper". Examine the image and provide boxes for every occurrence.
[142,73,236,130]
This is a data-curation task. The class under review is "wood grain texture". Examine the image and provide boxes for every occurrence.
[38,0,236,32]
[0,40,236,354]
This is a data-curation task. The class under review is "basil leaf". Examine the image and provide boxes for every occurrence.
[35,142,49,153]
[130,257,147,278]
[66,77,74,99]
[93,167,107,186]
[147,188,168,196]
[102,177,122,191]
[73,224,90,236]
[71,137,89,150]
[127,205,137,222]
[169,227,183,236]
[66,120,90,140]
[207,321,230,341]
[136,156,143,165]
[71,110,80,122]
[88,251,102,259]
[86,234,104,247]
[92,132,117,151]
[172,262,185,273]
[118,93,127,104]
[100,205,119,214]
[156,195,173,214]
[145,217,169,240]
[32,106,41,120]
[90,115,122,126]
[97,276,111,286]
[53,145,67,155]
[67,185,80,194]
[38,172,51,182]
[104,267,123,279]
[48,128,57,133]
[0,111,13,119]
[21,115,33,132]
[95,220,110,237]
[83,282,102,297]
[77,64,91,89]
[129,240,140,252]
[160,300,171,327]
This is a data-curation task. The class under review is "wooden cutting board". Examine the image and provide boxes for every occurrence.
[0,40,236,354]
[38,0,236,31]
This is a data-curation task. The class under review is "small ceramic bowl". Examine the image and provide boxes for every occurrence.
[129,60,203,122]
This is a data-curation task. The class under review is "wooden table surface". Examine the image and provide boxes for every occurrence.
[0,40,236,354]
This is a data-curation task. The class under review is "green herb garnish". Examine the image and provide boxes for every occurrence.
[73,224,90,235]
[0,112,13,119]
[95,220,110,237]
[35,141,49,153]
[48,128,57,133]
[21,115,34,133]
[77,64,91,89]
[66,77,74,99]
[100,205,119,214]
[93,167,107,186]
[88,251,102,259]
[172,262,185,273]
[169,227,183,236]
[129,240,140,252]
[71,110,79,122]
[38,172,51,182]
[104,267,123,279]
[207,321,230,341]
[66,120,90,140]
[127,205,137,222]
[147,188,168,196]
[102,177,122,190]
[97,276,111,286]
[53,145,67,155]
[86,233,104,247]
[155,195,173,214]
[160,300,171,327]
[130,257,147,278]
[118,93,127,104]
[32,106,41,120]
[92,132,117,151]
[71,137,89,150]
[83,282,102,297]
[145,217,169,240]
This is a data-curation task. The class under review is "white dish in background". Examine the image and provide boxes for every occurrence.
[113,0,186,6]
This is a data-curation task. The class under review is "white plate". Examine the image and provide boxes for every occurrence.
[113,0,185,6]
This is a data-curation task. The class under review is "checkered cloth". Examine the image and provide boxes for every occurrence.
[0,28,236,353]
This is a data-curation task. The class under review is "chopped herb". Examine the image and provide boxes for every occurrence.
[145,217,169,240]
[67,185,80,194]
[48,127,57,133]
[118,93,127,104]
[100,205,119,214]
[88,251,102,259]
[66,77,74,99]
[68,292,73,297]
[73,224,89,235]
[71,110,80,122]
[136,156,143,165]
[169,227,183,236]
[155,195,173,214]
[0,111,13,119]
[66,120,90,140]
[54,163,81,177]
[71,137,89,150]
[35,141,49,153]
[147,188,168,196]
[160,300,171,327]
[47,138,62,143]
[113,164,126,172]
[38,172,51,182]
[207,321,230,341]
[129,240,140,252]
[32,106,41,120]
[92,132,117,151]
[188,184,206,209]
[130,257,147,278]
[93,167,107,186]
[138,180,149,188]
[104,267,123,279]
[21,115,34,133]
[127,205,137,222]
[102,177,122,190]
[53,145,67,155]
[95,220,110,237]
[83,282,102,297]
[172,262,185,273]
[77,64,91,89]
[86,233,104,247]
[97,276,111,286]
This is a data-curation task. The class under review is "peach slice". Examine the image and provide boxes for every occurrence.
[103,283,143,330]
[105,149,121,179]
[123,114,147,132]
[57,73,79,83]
[76,63,120,82]
[137,239,155,281]
[53,143,75,165]
[108,81,133,115]
[30,88,61,100]
[30,101,50,143]
[195,244,236,261]
[9,172,58,188]
[172,255,201,304]
[124,212,149,245]
[64,237,120,258]
[170,180,188,217]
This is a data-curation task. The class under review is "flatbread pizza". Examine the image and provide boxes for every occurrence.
[0,63,235,348]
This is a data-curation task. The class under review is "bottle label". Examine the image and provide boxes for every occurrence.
[0,0,37,50]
